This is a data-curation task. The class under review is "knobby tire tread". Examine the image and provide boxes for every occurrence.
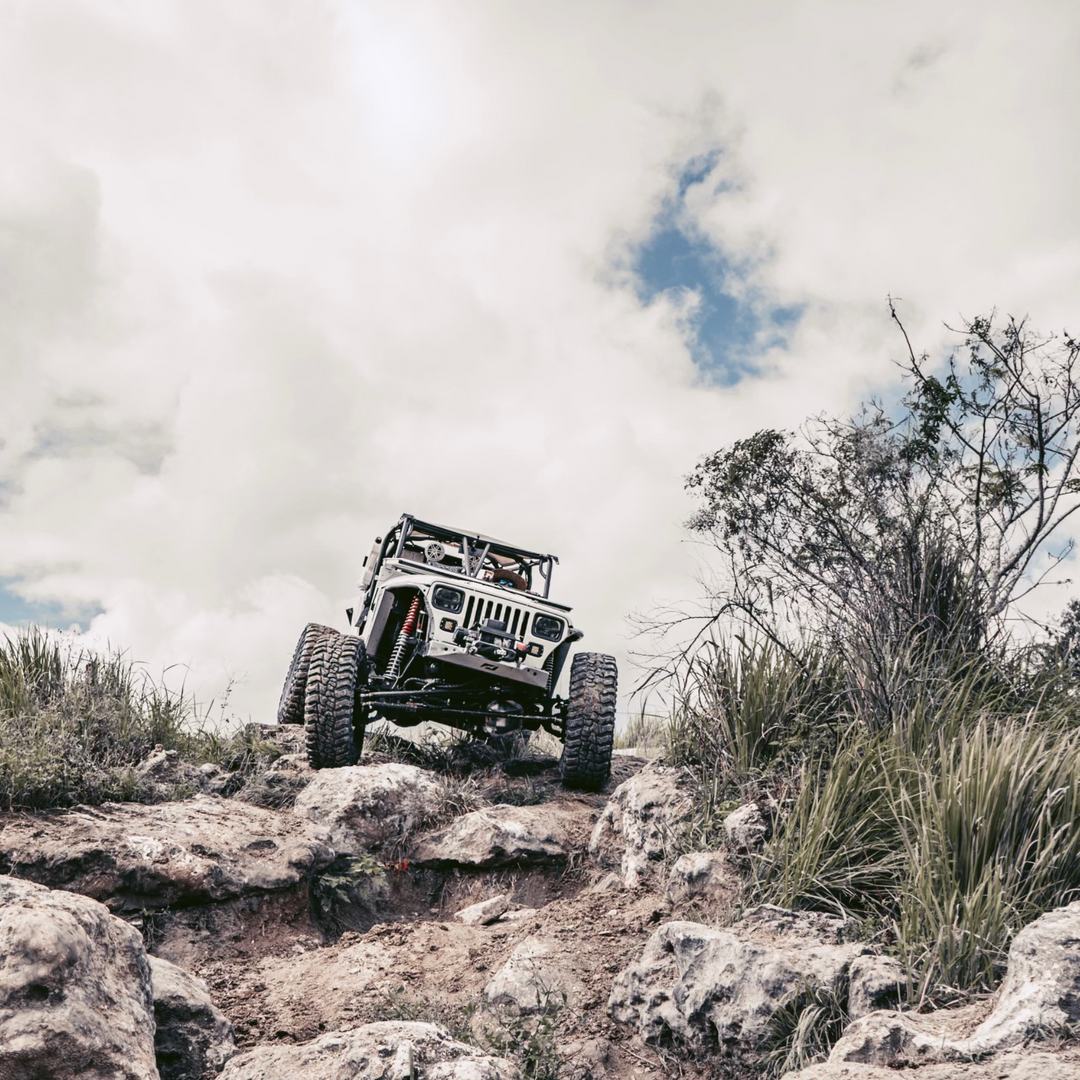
[559,652,617,792]
[305,632,363,769]
[277,622,336,725]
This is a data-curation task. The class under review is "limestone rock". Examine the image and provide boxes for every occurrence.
[135,747,207,800]
[387,1040,416,1080]
[219,1019,519,1079]
[150,955,236,1079]
[0,796,335,911]
[197,762,233,797]
[293,763,444,855]
[588,762,694,888]
[234,752,313,809]
[783,1048,1080,1079]
[410,804,590,868]
[499,907,540,924]
[0,875,157,1080]
[250,722,308,757]
[665,851,736,905]
[845,954,906,1020]
[454,894,509,926]
[609,906,872,1047]
[483,934,587,1013]
[964,899,1080,1052]
[723,801,769,852]
[559,1036,611,1080]
[828,1008,970,1069]
[831,901,1080,1066]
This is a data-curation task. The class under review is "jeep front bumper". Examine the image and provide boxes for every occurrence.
[423,640,550,688]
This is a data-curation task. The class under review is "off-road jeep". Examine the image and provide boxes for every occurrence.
[278,513,617,790]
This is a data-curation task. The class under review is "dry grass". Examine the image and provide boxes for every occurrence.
[0,626,243,810]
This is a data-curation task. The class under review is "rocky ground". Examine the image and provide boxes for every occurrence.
[1,724,1079,1079]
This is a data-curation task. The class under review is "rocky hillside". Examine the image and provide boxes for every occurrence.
[1,725,1078,1080]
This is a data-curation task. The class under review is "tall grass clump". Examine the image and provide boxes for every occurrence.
[896,715,1080,1000]
[0,626,212,810]
[752,659,1080,1004]
[664,636,845,848]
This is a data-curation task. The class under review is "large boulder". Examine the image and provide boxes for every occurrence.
[830,901,1080,1067]
[409,804,592,868]
[0,875,158,1080]
[150,955,236,1080]
[293,763,444,855]
[0,796,334,911]
[588,763,694,888]
[218,1019,519,1079]
[610,906,889,1048]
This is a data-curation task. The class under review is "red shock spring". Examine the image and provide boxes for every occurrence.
[385,594,422,679]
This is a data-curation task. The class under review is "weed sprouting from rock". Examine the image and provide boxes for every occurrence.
[311,854,388,934]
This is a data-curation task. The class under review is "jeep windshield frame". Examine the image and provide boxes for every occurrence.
[386,514,558,598]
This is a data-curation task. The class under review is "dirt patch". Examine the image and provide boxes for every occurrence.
[145,886,324,971]
[198,878,674,1058]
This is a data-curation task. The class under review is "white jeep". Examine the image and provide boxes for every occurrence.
[278,513,617,790]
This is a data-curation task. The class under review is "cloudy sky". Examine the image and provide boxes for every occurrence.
[1,0,1078,725]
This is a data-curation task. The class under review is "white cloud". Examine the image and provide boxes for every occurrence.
[0,0,1078,722]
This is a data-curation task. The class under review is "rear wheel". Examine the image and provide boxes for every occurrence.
[277,623,336,725]
[559,652,617,791]
[305,633,365,769]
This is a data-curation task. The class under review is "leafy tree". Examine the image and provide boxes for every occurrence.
[684,306,1080,723]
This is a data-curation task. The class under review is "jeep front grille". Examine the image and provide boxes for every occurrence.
[462,595,531,639]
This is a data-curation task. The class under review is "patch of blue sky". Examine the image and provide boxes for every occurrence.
[0,580,100,630]
[633,158,802,386]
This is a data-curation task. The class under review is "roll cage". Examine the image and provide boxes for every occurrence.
[355,514,560,633]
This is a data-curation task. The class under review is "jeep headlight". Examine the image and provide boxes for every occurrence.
[431,585,465,614]
[532,614,564,642]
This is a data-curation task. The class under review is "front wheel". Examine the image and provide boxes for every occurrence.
[305,633,366,769]
[559,652,617,792]
[277,623,336,725]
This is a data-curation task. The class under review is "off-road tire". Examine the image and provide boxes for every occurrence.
[305,632,364,769]
[277,622,337,725]
[559,652,617,791]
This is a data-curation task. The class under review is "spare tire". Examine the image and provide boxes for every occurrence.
[277,623,336,725]
[559,652,617,792]
[305,633,364,769]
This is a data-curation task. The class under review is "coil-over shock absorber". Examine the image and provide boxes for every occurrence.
[384,593,421,680]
